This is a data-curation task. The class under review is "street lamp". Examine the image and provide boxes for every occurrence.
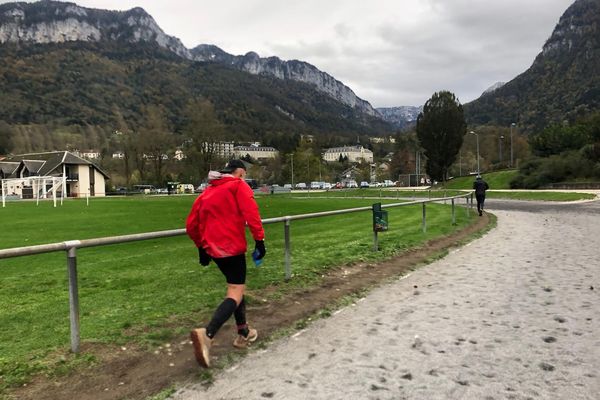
[510,122,516,168]
[499,135,504,165]
[470,131,480,175]
[290,153,294,188]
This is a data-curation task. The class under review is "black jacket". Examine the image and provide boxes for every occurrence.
[473,179,489,195]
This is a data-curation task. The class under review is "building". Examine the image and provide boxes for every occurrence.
[0,151,110,198]
[174,149,186,161]
[323,145,374,163]
[234,145,279,160]
[369,136,397,144]
[201,141,235,158]
[79,150,101,159]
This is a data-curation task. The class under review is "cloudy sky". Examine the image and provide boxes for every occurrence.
[2,0,575,107]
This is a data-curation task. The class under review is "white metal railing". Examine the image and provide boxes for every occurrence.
[0,191,474,353]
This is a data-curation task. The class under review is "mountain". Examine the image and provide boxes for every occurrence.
[0,1,191,58]
[375,106,423,130]
[481,82,505,96]
[0,0,392,154]
[465,0,600,131]
[190,45,378,117]
[0,1,378,119]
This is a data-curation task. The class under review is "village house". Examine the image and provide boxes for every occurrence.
[0,151,109,198]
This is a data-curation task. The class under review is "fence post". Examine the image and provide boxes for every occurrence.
[466,197,470,219]
[65,242,81,353]
[422,203,427,233]
[373,230,378,252]
[284,218,291,281]
[451,198,456,225]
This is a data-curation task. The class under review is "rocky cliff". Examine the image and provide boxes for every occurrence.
[191,45,378,116]
[0,1,378,118]
[0,1,191,58]
[375,106,423,130]
[465,0,600,130]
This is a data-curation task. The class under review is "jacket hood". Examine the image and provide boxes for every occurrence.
[207,170,238,186]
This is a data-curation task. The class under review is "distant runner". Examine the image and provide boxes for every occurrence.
[473,175,489,216]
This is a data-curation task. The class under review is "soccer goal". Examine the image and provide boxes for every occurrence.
[1,176,65,208]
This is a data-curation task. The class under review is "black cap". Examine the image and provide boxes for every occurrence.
[220,159,246,173]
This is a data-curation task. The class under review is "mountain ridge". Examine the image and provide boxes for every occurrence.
[0,0,378,117]
[464,0,600,131]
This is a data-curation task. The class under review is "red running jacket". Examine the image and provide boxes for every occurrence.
[186,176,265,258]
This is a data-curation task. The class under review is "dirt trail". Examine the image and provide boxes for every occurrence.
[173,200,600,400]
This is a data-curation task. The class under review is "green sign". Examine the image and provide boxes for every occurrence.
[372,203,388,232]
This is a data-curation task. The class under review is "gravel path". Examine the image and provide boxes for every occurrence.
[172,200,599,400]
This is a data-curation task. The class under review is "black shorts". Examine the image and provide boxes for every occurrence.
[214,254,247,285]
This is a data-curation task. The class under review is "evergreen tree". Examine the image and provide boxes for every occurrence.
[416,91,466,182]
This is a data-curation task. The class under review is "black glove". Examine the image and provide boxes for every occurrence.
[198,247,211,266]
[254,240,266,260]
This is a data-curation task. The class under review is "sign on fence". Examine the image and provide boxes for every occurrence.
[372,202,388,232]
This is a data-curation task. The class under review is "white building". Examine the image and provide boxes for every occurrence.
[80,150,101,159]
[234,145,279,160]
[323,145,374,163]
[174,149,186,161]
[369,136,397,144]
[202,142,235,158]
[0,151,109,198]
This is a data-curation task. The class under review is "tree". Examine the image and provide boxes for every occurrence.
[138,104,174,185]
[0,121,13,154]
[416,91,466,182]
[181,99,226,182]
[113,109,135,187]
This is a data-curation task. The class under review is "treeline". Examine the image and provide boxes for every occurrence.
[0,41,390,139]
[511,112,600,188]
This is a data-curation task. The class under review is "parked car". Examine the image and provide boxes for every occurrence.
[296,182,307,189]
[283,183,292,189]
[322,182,332,190]
[360,181,369,188]
[346,180,358,188]
[383,180,395,187]
[310,181,321,190]
[245,179,258,189]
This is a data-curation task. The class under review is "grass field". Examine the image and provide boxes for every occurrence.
[285,187,596,202]
[0,194,474,390]
[442,170,519,189]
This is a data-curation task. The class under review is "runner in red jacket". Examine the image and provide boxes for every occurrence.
[186,160,266,368]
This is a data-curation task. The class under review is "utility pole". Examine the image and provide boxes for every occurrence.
[470,131,480,175]
[499,135,504,165]
[510,122,516,168]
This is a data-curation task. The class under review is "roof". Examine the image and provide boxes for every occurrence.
[4,151,110,178]
[234,146,278,152]
[0,161,19,175]
[324,145,373,154]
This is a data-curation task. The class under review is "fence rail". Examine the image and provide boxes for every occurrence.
[0,191,474,353]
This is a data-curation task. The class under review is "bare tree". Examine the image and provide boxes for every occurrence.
[182,99,226,181]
